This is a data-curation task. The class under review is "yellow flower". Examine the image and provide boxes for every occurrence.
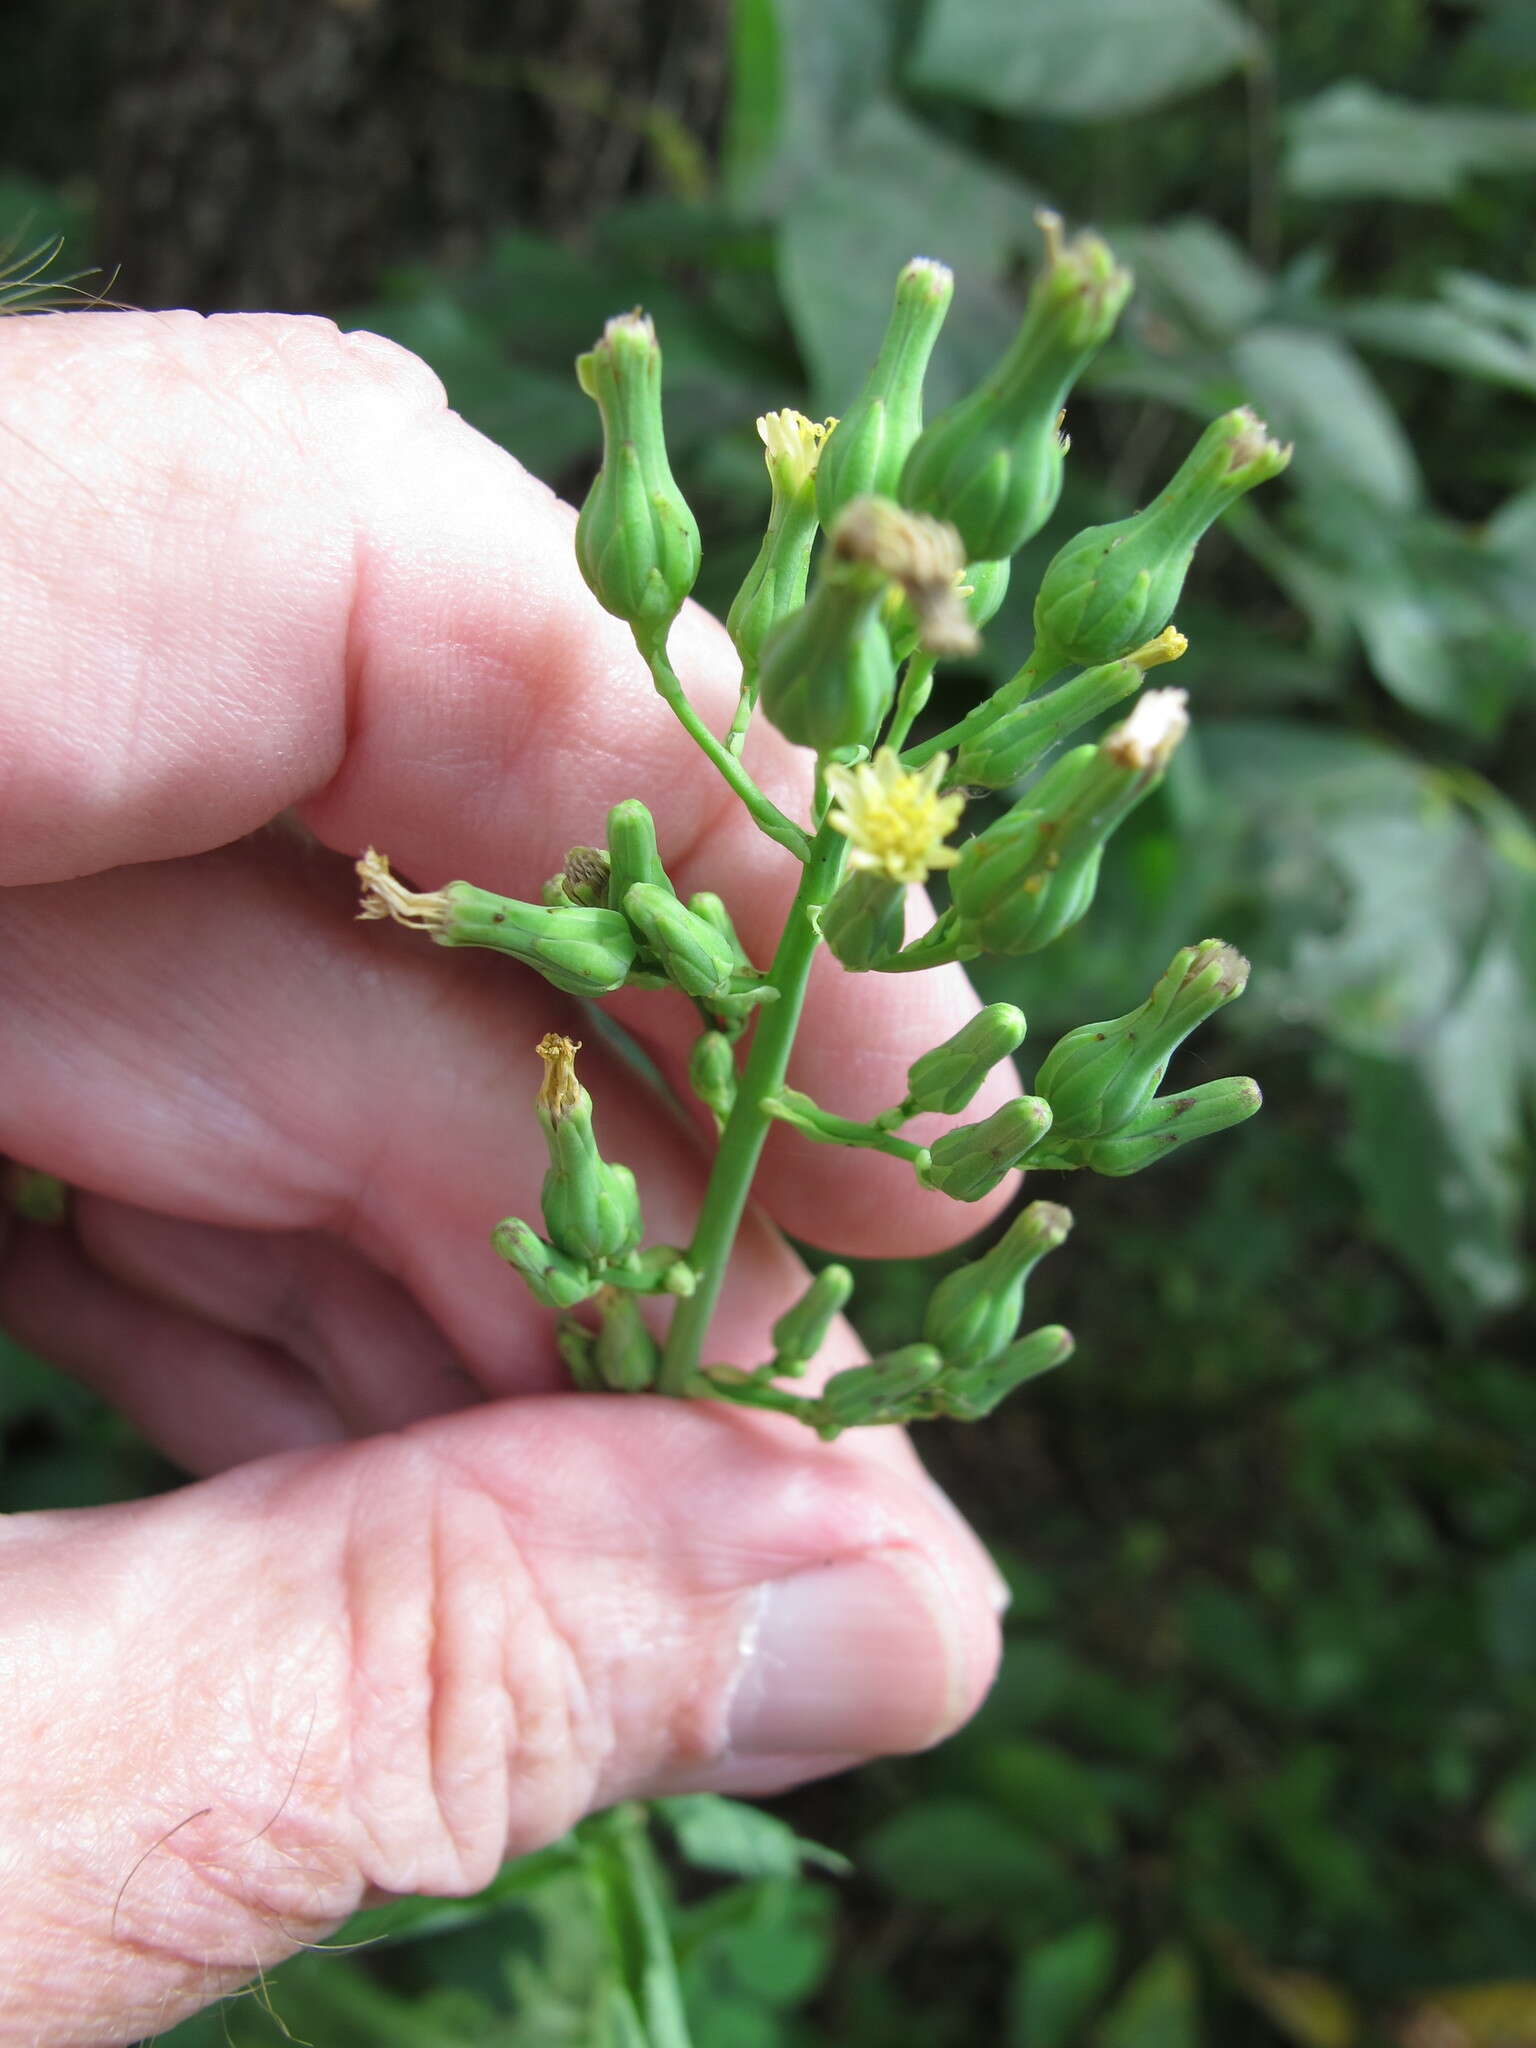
[757,409,834,495]
[825,748,967,887]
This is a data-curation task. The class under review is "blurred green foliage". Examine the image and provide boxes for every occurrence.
[2,0,1534,2042]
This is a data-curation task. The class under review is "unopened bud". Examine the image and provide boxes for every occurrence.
[574,311,701,648]
[757,553,895,753]
[689,1030,738,1131]
[606,799,675,912]
[816,258,954,526]
[542,844,610,909]
[358,849,636,997]
[535,1034,644,1265]
[954,656,1142,789]
[1073,1076,1262,1175]
[904,1004,1027,1116]
[934,1324,1075,1421]
[556,1318,601,1391]
[1034,939,1250,1141]
[815,1345,944,1437]
[923,1200,1073,1373]
[593,1286,660,1392]
[949,691,1187,955]
[1033,408,1290,671]
[727,410,831,674]
[622,883,739,1001]
[899,213,1132,560]
[491,1216,598,1311]
[819,868,907,971]
[771,1264,855,1376]
[921,1096,1053,1201]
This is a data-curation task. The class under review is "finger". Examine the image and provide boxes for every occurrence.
[0,312,1014,1251]
[0,1220,347,1468]
[0,1396,1001,2046]
[72,1194,482,1436]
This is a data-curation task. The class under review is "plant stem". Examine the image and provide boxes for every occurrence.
[643,644,809,859]
[762,1093,928,1163]
[659,809,848,1392]
[725,658,758,757]
[884,651,937,754]
[902,642,1053,767]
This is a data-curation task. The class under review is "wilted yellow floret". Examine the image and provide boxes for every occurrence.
[1128,624,1189,671]
[825,748,967,887]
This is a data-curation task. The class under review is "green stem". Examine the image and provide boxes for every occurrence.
[725,658,758,757]
[902,641,1057,768]
[659,811,848,1392]
[643,643,809,860]
[762,1091,928,1163]
[884,651,937,755]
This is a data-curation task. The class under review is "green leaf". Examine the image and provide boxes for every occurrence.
[1482,1544,1536,1680]
[861,1798,1075,1912]
[1230,326,1421,514]
[778,98,1039,412]
[1284,82,1536,202]
[1333,278,1536,399]
[909,0,1258,119]
[723,0,905,212]
[977,1739,1121,1858]
[1107,218,1270,343]
[654,1795,851,1879]
[1095,1946,1201,2048]
[1010,1919,1119,2048]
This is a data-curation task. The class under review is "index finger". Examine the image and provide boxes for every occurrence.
[0,310,1015,1255]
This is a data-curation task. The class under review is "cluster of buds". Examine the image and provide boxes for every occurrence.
[353,216,1286,1434]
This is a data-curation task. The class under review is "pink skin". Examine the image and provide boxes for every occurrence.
[0,313,1017,2046]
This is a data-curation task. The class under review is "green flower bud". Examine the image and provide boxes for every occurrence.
[954,655,1142,789]
[593,1286,660,1392]
[820,867,907,971]
[963,556,1011,632]
[816,258,954,526]
[1071,1076,1262,1176]
[689,1030,738,1131]
[727,410,831,676]
[606,799,675,913]
[904,1003,1027,1116]
[771,1264,855,1376]
[815,1345,943,1438]
[6,1164,68,1224]
[603,1244,697,1297]
[358,850,637,998]
[949,689,1189,955]
[923,1200,1073,1373]
[556,1317,602,1392]
[899,213,1132,561]
[574,311,701,649]
[535,1034,645,1265]
[1032,408,1291,671]
[1034,939,1251,1142]
[920,1096,1053,1202]
[757,550,895,754]
[622,882,738,1002]
[686,891,753,971]
[491,1216,599,1311]
[542,844,611,910]
[933,1323,1075,1422]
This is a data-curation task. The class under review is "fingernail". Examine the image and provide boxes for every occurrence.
[728,1554,964,1757]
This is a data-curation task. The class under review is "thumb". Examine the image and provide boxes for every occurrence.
[0,1396,1000,2047]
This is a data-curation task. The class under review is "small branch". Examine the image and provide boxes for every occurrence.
[642,644,810,861]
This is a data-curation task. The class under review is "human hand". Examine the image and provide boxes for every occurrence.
[0,312,1009,2046]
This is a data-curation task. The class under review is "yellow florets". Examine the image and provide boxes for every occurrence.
[757,409,835,494]
[825,748,967,887]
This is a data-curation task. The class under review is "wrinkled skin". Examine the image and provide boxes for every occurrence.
[0,313,1017,2046]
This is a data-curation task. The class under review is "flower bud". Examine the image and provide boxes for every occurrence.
[686,891,753,972]
[491,1216,598,1311]
[949,690,1189,955]
[816,258,954,526]
[953,655,1142,790]
[556,1318,601,1392]
[819,867,907,971]
[903,1005,1027,1117]
[1071,1076,1262,1176]
[622,882,739,1002]
[771,1264,855,1376]
[963,555,1012,631]
[358,850,636,998]
[1034,939,1250,1142]
[923,1200,1073,1374]
[604,1244,697,1297]
[757,559,894,753]
[1032,408,1291,672]
[689,1029,738,1131]
[933,1323,1075,1421]
[574,311,701,649]
[920,1096,1053,1202]
[899,213,1132,561]
[593,1286,660,1392]
[815,1345,944,1438]
[535,1034,645,1265]
[727,410,831,677]
[606,799,675,912]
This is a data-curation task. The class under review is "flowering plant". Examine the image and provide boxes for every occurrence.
[360,215,1286,1434]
